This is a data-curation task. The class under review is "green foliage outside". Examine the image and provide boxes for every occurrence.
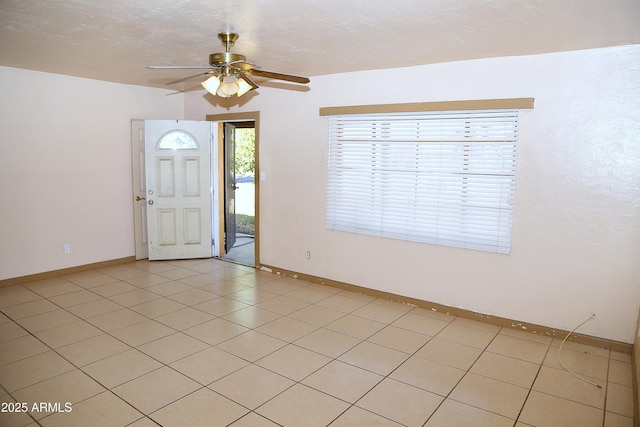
[235,128,255,178]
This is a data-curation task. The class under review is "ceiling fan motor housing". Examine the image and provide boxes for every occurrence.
[209,52,247,66]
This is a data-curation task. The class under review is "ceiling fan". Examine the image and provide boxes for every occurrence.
[147,32,310,98]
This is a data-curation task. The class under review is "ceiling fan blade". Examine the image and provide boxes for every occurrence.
[147,65,214,69]
[240,72,259,90]
[165,71,216,85]
[249,69,310,84]
[229,60,258,71]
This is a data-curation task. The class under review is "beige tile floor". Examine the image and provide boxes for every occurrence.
[0,259,635,427]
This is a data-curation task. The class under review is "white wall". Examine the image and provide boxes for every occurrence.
[0,67,185,280]
[186,45,640,343]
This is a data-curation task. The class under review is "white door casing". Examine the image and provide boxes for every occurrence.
[131,119,149,260]
[145,120,213,260]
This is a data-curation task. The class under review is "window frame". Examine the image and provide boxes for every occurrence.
[322,98,533,254]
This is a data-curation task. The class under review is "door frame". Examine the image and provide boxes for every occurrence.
[131,113,260,267]
[207,111,260,268]
[130,119,149,260]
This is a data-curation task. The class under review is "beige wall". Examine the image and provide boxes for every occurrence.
[186,45,640,343]
[0,67,184,279]
[1,45,637,345]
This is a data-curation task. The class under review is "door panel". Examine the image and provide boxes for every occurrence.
[184,208,202,244]
[157,158,176,196]
[158,209,177,245]
[183,158,201,196]
[224,123,237,252]
[145,120,213,260]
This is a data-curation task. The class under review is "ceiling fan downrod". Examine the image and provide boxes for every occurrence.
[209,33,245,67]
[218,32,239,51]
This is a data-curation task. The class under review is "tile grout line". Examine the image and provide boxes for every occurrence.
[2,260,629,426]
[421,322,508,425]
[512,336,554,425]
[207,284,384,425]
[2,274,470,426]
[0,382,40,426]
[19,261,259,424]
[601,344,611,427]
[203,287,430,425]
[113,261,365,425]
[0,305,149,425]
[0,263,246,424]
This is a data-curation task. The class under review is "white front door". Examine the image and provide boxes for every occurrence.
[145,120,213,260]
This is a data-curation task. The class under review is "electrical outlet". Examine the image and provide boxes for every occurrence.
[63,244,71,254]
[306,250,311,260]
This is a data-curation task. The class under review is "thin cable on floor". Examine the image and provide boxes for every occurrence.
[558,313,602,389]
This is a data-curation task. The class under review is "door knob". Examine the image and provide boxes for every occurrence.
[135,196,146,201]
[148,200,154,205]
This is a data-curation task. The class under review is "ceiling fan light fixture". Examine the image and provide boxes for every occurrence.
[218,74,240,97]
[201,75,221,95]
[236,77,252,97]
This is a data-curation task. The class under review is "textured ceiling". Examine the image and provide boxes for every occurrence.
[1,0,639,90]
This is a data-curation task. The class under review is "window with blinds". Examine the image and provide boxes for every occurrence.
[326,108,520,254]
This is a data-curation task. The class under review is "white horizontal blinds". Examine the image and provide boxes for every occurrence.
[326,109,519,254]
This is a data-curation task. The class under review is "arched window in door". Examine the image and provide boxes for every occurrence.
[157,130,199,150]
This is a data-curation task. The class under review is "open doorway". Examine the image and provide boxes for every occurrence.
[130,116,259,265]
[220,121,255,266]
[206,111,260,268]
